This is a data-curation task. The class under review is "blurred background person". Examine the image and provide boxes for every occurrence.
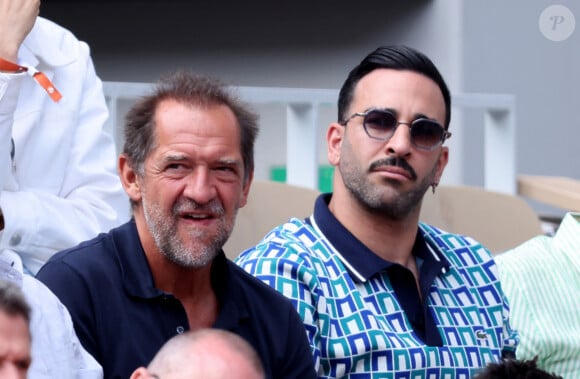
[495,212,580,379]
[0,0,128,275]
[1,0,123,377]
[473,358,563,379]
[130,329,265,379]
[0,279,31,379]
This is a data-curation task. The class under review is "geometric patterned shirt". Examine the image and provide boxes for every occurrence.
[236,194,518,378]
[495,212,580,379]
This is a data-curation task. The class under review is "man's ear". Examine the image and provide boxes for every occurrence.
[327,122,344,166]
[434,147,449,184]
[238,169,254,208]
[118,154,142,204]
[129,367,149,379]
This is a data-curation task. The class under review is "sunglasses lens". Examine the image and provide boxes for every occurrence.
[363,110,398,139]
[411,120,445,149]
[357,109,447,149]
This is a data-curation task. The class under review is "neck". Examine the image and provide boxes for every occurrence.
[329,191,421,267]
[151,257,214,297]
[148,254,220,329]
[135,216,219,328]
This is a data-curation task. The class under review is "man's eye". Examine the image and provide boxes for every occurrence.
[17,360,31,370]
[167,163,185,170]
[217,166,235,172]
[367,116,392,129]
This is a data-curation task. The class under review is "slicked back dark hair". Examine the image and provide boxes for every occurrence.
[338,45,451,129]
[123,70,259,184]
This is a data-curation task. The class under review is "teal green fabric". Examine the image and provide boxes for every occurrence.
[495,212,580,378]
[237,217,518,378]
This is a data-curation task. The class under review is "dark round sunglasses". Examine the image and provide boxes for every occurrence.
[341,108,451,151]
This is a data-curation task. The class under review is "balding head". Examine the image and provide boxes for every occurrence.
[130,329,265,379]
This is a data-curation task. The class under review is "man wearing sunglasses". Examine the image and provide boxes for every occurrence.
[236,45,518,378]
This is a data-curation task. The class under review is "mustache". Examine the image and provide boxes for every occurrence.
[369,156,417,180]
[172,199,225,216]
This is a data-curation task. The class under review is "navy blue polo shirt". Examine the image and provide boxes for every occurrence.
[36,219,316,379]
[306,193,450,346]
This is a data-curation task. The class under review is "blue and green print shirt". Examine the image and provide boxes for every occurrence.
[235,194,518,378]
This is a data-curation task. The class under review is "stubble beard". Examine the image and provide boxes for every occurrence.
[142,197,234,268]
[339,140,439,220]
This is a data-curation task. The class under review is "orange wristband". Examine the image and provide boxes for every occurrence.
[0,57,27,73]
[0,57,62,102]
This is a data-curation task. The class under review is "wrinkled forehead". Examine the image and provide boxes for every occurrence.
[153,100,240,140]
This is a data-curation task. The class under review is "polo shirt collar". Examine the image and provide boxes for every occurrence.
[308,194,450,283]
[115,219,160,299]
[212,255,251,330]
[553,212,580,266]
[117,219,248,327]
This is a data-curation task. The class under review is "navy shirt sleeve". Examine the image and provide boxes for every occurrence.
[282,302,319,379]
[221,263,317,379]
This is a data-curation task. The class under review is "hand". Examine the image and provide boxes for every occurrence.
[0,0,40,62]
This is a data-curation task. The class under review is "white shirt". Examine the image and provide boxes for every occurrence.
[0,17,129,274]
[495,212,580,378]
[1,250,103,378]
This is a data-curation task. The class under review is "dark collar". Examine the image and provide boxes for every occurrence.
[307,194,450,283]
[114,220,246,328]
[113,219,160,299]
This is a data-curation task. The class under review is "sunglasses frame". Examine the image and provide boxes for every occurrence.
[340,108,452,151]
